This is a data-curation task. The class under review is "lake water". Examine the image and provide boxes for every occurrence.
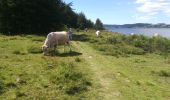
[105,26,170,38]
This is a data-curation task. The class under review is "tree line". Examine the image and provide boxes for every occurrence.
[0,0,104,35]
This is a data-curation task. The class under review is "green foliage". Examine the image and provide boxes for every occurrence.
[75,57,82,62]
[80,31,170,57]
[30,37,45,42]
[0,79,5,94]
[0,0,95,34]
[77,12,94,30]
[159,70,170,77]
[13,48,28,55]
[0,34,94,99]
[0,33,170,99]
[119,45,145,55]
[121,34,170,53]
[0,0,62,34]
[51,62,91,95]
[106,34,125,44]
[77,12,86,30]
[13,50,21,55]
[95,18,104,30]
[94,44,145,57]
[28,46,42,54]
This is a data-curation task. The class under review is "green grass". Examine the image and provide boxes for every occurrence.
[73,31,170,100]
[0,35,97,99]
[0,31,170,100]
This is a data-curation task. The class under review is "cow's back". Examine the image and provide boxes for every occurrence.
[52,32,69,45]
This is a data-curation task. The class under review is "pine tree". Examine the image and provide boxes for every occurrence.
[0,0,94,35]
[95,18,104,30]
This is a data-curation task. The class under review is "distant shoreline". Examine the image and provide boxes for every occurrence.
[104,23,170,28]
[104,26,170,38]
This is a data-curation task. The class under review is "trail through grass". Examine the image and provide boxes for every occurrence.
[72,41,121,99]
[71,31,170,100]
[73,39,170,100]
[0,32,170,100]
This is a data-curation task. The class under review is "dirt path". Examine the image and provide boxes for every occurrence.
[72,41,121,100]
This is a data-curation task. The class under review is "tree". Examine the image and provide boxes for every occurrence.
[95,18,104,30]
[77,12,87,30]
[76,12,94,30]
[86,19,94,28]
[0,0,75,35]
[61,2,78,28]
[0,0,94,35]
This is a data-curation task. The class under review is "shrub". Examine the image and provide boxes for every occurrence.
[120,45,145,55]
[106,34,125,44]
[8,37,18,40]
[146,81,156,86]
[50,62,92,95]
[31,37,45,42]
[94,43,145,57]
[165,59,170,64]
[13,48,28,55]
[13,50,20,55]
[0,79,5,94]
[16,91,26,97]
[159,70,170,77]
[75,57,81,62]
[25,35,34,39]
[92,33,170,56]
[28,46,42,54]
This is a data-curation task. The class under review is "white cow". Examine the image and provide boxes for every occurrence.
[130,33,134,35]
[42,31,71,55]
[153,33,159,37]
[96,30,101,37]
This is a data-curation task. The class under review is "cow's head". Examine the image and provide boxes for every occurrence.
[42,45,49,55]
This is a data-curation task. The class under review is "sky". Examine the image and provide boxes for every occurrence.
[64,0,170,25]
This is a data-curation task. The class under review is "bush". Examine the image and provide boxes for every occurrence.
[159,70,170,77]
[28,46,42,54]
[31,37,45,42]
[13,50,20,55]
[92,33,170,56]
[0,79,5,94]
[120,45,145,55]
[75,57,82,62]
[94,43,145,57]
[50,62,92,95]
[13,48,28,55]
[25,35,34,39]
[106,34,125,44]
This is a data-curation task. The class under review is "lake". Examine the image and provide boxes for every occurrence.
[105,26,170,38]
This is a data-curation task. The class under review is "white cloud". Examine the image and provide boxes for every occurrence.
[138,16,153,20]
[165,9,170,16]
[132,14,157,21]
[135,0,170,21]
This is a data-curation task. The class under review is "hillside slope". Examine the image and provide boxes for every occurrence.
[0,32,170,100]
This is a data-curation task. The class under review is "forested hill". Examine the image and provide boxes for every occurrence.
[0,0,96,34]
[105,23,170,28]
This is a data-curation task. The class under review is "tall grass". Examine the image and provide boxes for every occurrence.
[0,34,94,99]
[80,31,170,57]
[50,62,92,95]
[0,79,4,94]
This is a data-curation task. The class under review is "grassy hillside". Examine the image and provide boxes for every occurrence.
[0,31,170,100]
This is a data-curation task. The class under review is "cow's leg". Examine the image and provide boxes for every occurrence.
[67,42,72,53]
[55,42,59,55]
[64,45,66,53]
[54,45,57,55]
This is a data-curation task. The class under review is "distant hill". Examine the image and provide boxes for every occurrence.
[105,23,170,28]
